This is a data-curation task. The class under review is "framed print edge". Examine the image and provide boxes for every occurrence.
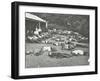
[11,2,19,79]
[95,7,98,74]
[11,1,98,79]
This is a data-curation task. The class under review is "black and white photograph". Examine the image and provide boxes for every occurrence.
[25,12,90,68]
[11,1,97,79]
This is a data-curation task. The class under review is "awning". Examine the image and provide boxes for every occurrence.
[25,13,46,22]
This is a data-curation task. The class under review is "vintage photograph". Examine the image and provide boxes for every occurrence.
[25,12,89,68]
[11,2,97,79]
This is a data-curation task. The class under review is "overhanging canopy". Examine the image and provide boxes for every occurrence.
[25,13,46,23]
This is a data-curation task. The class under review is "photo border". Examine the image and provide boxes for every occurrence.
[11,1,98,79]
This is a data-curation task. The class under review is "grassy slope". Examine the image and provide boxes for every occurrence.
[25,43,89,68]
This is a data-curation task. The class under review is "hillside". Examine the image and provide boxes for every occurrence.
[29,12,89,37]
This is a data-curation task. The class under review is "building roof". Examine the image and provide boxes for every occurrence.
[25,13,46,22]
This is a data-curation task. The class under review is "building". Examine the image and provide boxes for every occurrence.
[25,13,48,36]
